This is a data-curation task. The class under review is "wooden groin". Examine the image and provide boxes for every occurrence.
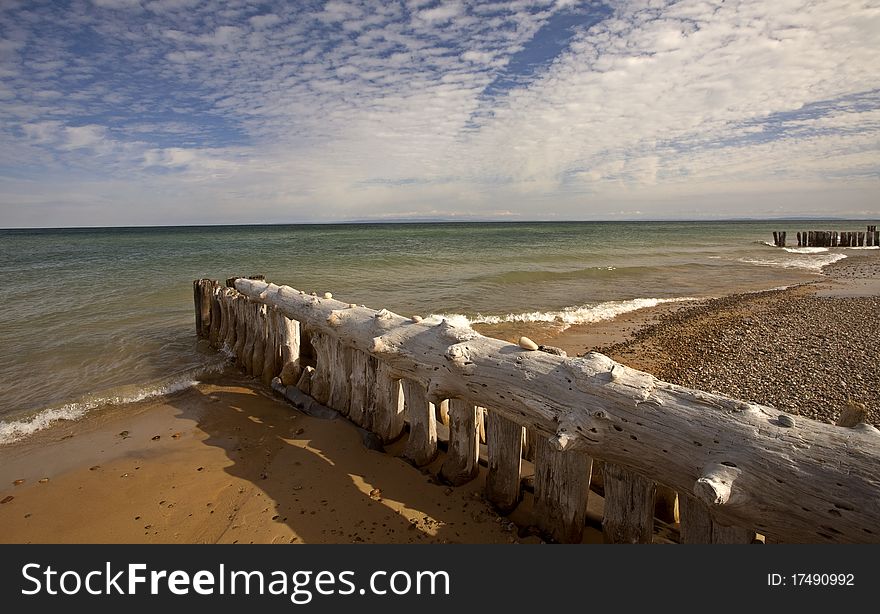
[193,276,880,544]
[775,225,878,247]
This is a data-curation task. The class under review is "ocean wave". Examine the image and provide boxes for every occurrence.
[0,373,206,445]
[428,297,697,331]
[844,245,879,250]
[739,252,847,272]
[782,247,829,254]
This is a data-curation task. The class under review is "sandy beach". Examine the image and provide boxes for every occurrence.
[1,250,876,544]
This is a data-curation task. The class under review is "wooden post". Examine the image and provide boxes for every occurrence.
[309,332,332,405]
[348,349,373,429]
[260,306,278,385]
[796,232,801,247]
[239,300,256,374]
[401,379,437,466]
[781,231,786,247]
[440,399,480,486]
[858,232,865,247]
[534,437,592,543]
[217,288,230,347]
[772,231,779,246]
[207,282,222,347]
[484,410,523,513]
[602,463,655,543]
[193,280,203,336]
[328,341,353,415]
[232,296,247,366]
[478,406,487,444]
[372,361,405,443]
[277,312,301,385]
[251,304,267,378]
[679,494,755,544]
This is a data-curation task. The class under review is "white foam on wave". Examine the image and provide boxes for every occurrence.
[0,375,202,445]
[845,245,880,250]
[739,252,847,272]
[429,297,697,331]
[783,247,829,254]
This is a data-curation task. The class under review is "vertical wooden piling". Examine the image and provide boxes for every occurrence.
[601,463,655,544]
[533,437,592,544]
[309,332,333,406]
[679,494,755,544]
[401,379,437,466]
[348,349,373,429]
[277,312,301,385]
[858,232,865,247]
[251,304,267,378]
[260,306,278,385]
[373,361,405,443]
[484,410,523,513]
[208,282,222,348]
[328,342,353,415]
[440,399,481,486]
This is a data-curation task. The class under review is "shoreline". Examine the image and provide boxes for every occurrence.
[1,251,876,543]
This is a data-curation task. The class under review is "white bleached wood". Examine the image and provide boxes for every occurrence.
[329,342,353,416]
[232,278,880,543]
[278,312,302,386]
[349,349,372,428]
[485,410,523,513]
[309,332,332,406]
[260,306,278,385]
[402,378,437,466]
[534,436,592,543]
[679,494,755,544]
[373,360,404,443]
[602,463,655,544]
[251,304,266,379]
[440,399,480,486]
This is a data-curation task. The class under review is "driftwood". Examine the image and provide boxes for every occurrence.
[485,411,523,513]
[229,278,880,543]
[440,399,480,486]
[402,379,437,466]
[533,437,592,543]
[602,463,655,543]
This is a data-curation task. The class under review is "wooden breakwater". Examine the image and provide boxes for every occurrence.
[193,277,880,544]
[773,225,879,247]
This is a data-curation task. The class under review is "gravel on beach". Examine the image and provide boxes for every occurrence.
[596,254,880,427]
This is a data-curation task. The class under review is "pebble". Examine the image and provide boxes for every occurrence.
[13,479,25,486]
[599,259,880,427]
[323,292,333,299]
[778,414,796,428]
[151,435,161,441]
[38,478,49,484]
[411,315,423,323]
[518,336,539,351]
[369,488,382,500]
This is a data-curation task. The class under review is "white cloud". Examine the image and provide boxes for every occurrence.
[0,0,878,226]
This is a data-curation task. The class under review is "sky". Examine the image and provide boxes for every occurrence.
[0,0,878,227]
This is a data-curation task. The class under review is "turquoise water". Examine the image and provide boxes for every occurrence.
[0,220,864,442]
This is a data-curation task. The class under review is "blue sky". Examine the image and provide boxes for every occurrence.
[1,0,878,226]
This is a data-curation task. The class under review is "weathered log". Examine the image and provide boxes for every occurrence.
[485,410,523,513]
[401,379,437,466]
[679,493,755,544]
[440,399,480,486]
[602,463,655,543]
[372,361,405,443]
[232,278,880,543]
[534,436,592,543]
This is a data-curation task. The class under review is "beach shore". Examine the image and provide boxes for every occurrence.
[1,250,876,543]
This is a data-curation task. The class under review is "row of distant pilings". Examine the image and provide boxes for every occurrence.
[772,225,878,247]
